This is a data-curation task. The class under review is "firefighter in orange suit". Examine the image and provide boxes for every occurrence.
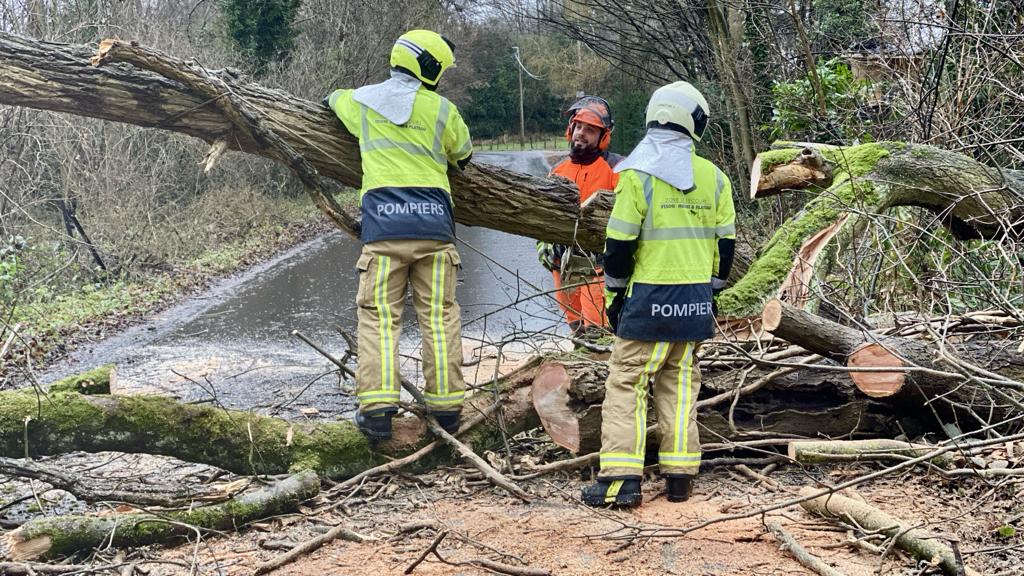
[537,96,623,335]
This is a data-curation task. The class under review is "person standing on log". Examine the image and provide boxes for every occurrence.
[323,30,474,441]
[581,82,736,507]
[537,96,623,337]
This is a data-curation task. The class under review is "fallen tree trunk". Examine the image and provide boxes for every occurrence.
[0,32,602,250]
[2,33,1022,319]
[0,359,541,478]
[723,142,1024,316]
[530,358,907,454]
[4,470,320,561]
[799,487,980,576]
[763,298,1024,428]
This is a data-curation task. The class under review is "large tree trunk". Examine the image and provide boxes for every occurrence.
[763,299,1024,429]
[531,358,908,455]
[0,32,606,250]
[0,360,541,478]
[723,142,1024,316]
[3,32,1022,293]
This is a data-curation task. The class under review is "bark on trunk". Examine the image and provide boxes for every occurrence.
[0,32,603,249]
[4,471,320,561]
[799,488,981,576]
[0,360,541,478]
[722,142,1024,316]
[763,299,1024,428]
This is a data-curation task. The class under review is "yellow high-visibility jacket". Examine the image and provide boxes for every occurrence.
[327,86,472,244]
[603,154,736,341]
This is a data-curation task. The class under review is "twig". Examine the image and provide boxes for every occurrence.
[292,329,426,405]
[401,402,531,501]
[252,522,373,575]
[512,452,599,480]
[404,529,448,574]
[324,404,499,500]
[767,521,847,576]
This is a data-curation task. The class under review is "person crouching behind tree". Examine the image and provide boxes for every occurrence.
[537,96,623,337]
[581,81,736,507]
[323,29,474,442]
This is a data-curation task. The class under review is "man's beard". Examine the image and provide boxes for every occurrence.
[569,143,602,165]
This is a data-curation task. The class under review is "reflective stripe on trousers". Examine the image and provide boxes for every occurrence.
[355,240,465,413]
[598,338,702,477]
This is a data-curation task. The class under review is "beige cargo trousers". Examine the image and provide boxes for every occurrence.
[599,338,702,477]
[354,239,465,414]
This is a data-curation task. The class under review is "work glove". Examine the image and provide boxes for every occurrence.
[605,287,626,334]
[537,242,565,272]
[711,276,727,316]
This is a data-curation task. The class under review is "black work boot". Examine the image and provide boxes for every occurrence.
[665,475,694,503]
[581,478,642,508]
[353,408,396,442]
[433,411,461,434]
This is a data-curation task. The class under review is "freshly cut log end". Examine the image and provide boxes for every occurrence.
[5,534,52,562]
[531,362,579,453]
[848,343,906,398]
[762,299,783,332]
[750,147,833,199]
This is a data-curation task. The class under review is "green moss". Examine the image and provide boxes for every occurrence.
[721,143,893,317]
[757,148,802,172]
[819,142,896,178]
[48,365,114,394]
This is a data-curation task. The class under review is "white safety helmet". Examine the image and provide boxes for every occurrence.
[645,81,710,142]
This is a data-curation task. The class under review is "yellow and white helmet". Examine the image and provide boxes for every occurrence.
[645,81,710,141]
[390,29,456,88]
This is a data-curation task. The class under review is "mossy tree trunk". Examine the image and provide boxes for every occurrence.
[4,471,321,561]
[0,361,541,478]
[721,142,1024,317]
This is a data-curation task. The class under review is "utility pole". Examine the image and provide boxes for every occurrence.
[513,46,525,147]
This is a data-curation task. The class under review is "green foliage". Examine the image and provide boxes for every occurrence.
[606,91,648,155]
[812,0,874,53]
[461,30,575,140]
[222,0,302,75]
[996,525,1017,538]
[767,58,872,143]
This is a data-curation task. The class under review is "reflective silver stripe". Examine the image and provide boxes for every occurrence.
[604,274,628,288]
[395,39,422,55]
[432,98,450,160]
[360,106,369,140]
[639,172,654,210]
[658,454,702,462]
[360,139,446,164]
[715,169,724,208]
[607,216,641,237]
[454,137,473,159]
[717,223,736,237]
[640,226,719,240]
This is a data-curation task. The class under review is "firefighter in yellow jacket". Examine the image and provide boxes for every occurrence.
[582,82,736,507]
[324,30,473,441]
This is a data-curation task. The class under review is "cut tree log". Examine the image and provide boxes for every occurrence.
[763,298,1024,428]
[0,359,542,478]
[787,439,954,468]
[530,357,908,454]
[3,470,320,561]
[798,487,980,576]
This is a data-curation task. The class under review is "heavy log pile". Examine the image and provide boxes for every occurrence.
[1,33,1023,572]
